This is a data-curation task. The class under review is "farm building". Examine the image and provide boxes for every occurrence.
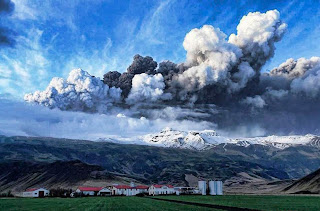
[22,188,49,198]
[75,187,104,196]
[126,185,149,196]
[98,187,112,196]
[112,185,131,195]
[112,184,149,196]
[174,187,197,195]
[149,185,175,195]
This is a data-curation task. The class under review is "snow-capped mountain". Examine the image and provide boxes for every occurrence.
[98,127,320,150]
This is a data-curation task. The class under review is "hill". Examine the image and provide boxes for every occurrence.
[283,168,320,194]
[0,135,320,193]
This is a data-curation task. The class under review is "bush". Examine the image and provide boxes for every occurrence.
[49,188,73,197]
[136,193,147,197]
[0,190,14,198]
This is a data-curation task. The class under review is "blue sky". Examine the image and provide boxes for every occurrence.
[0,0,319,99]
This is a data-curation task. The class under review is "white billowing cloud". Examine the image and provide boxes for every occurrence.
[126,73,172,104]
[178,25,242,90]
[229,62,255,92]
[176,10,286,94]
[183,25,242,69]
[270,57,320,79]
[175,64,214,91]
[229,10,287,69]
[0,99,215,140]
[268,57,320,98]
[291,65,320,98]
[24,68,122,112]
[241,95,266,108]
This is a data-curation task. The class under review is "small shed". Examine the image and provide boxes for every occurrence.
[23,188,49,198]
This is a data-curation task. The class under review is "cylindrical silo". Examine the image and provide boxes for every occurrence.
[217,181,223,195]
[209,181,216,195]
[198,181,206,195]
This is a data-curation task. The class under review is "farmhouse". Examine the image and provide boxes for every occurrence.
[112,185,131,195]
[149,185,175,195]
[75,187,104,196]
[126,185,149,196]
[22,188,49,198]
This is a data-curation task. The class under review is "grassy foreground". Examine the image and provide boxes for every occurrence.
[1,195,319,211]
[155,195,320,211]
[0,197,217,211]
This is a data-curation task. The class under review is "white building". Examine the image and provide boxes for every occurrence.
[198,181,207,195]
[75,187,104,196]
[112,185,131,195]
[149,185,175,195]
[112,184,149,196]
[174,187,197,195]
[98,187,112,196]
[209,181,223,195]
[22,188,49,198]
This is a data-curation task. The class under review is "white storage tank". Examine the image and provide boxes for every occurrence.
[198,181,206,195]
[209,181,217,195]
[217,181,223,195]
[209,181,223,195]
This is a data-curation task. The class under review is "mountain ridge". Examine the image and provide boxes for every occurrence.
[0,135,320,194]
[97,128,320,151]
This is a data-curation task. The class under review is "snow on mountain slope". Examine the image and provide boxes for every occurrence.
[141,127,226,150]
[234,135,316,150]
[98,128,320,150]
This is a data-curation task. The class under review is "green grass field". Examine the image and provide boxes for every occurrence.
[155,195,320,211]
[0,195,319,211]
[0,197,217,211]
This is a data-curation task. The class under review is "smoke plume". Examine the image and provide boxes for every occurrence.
[25,69,122,112]
[24,10,320,136]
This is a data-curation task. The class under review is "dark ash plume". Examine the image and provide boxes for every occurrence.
[24,10,320,136]
[127,54,157,75]
[103,54,158,97]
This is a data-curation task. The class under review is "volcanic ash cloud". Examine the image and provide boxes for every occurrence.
[23,10,320,136]
[24,68,122,112]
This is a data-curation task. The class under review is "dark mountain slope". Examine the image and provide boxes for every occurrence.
[0,160,113,193]
[0,135,319,194]
[283,168,320,194]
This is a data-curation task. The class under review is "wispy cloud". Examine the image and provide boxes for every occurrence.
[0,28,50,96]
[0,99,214,139]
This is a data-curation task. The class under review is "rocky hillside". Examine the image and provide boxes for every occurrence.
[283,168,320,194]
[0,160,106,193]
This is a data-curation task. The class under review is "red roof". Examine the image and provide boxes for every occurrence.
[153,184,174,188]
[25,188,38,192]
[135,185,149,189]
[114,185,131,189]
[113,185,149,189]
[78,187,104,191]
